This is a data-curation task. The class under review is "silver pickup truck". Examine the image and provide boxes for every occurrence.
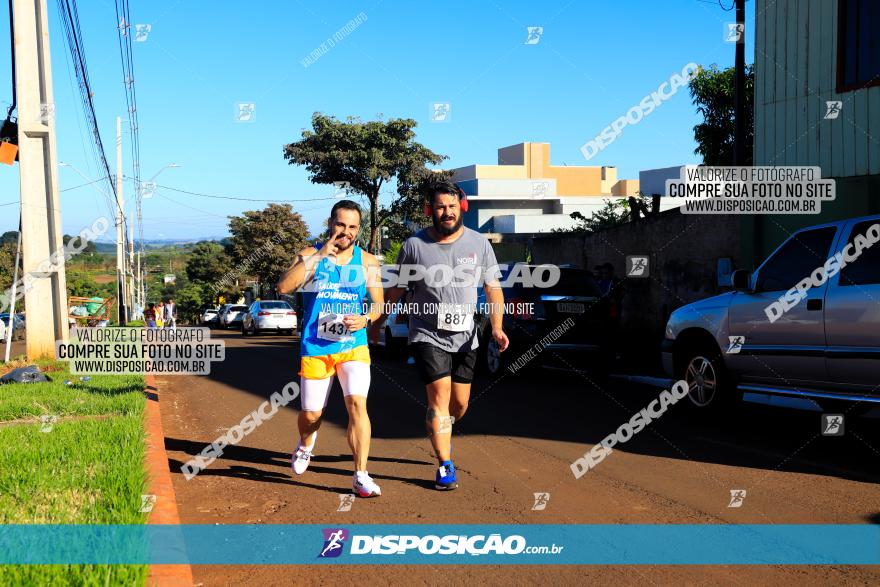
[662,214,880,414]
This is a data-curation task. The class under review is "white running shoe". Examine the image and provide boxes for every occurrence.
[291,433,316,475]
[353,472,381,498]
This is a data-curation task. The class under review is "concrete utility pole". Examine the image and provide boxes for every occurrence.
[733,0,746,165]
[13,0,69,358]
[115,116,127,325]
[128,221,135,317]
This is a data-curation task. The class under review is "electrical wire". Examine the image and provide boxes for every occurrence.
[142,182,343,203]
[114,0,145,303]
[55,0,122,222]
[60,177,110,192]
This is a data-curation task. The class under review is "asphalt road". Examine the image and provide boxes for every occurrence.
[158,329,880,586]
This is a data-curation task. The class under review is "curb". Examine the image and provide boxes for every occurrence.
[143,373,194,587]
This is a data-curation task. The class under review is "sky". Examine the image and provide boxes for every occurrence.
[0,0,755,241]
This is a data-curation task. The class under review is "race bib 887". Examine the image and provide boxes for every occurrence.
[437,303,473,332]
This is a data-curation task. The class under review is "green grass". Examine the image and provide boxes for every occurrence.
[0,362,149,586]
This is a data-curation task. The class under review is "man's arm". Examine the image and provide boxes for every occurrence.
[277,227,345,295]
[343,251,385,333]
[276,246,323,294]
[484,280,509,352]
[482,241,509,352]
[372,239,411,330]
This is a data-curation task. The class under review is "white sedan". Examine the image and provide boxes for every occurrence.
[241,300,297,336]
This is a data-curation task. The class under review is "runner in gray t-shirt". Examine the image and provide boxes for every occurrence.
[398,225,497,352]
[382,181,509,491]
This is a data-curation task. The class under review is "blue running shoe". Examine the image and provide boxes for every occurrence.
[435,460,458,490]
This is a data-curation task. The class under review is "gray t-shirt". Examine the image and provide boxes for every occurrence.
[397,227,499,352]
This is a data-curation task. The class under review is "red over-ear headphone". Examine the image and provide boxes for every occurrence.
[424,185,469,217]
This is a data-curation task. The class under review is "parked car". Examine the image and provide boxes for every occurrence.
[0,313,25,342]
[663,214,880,414]
[219,304,248,329]
[200,307,219,326]
[478,265,615,375]
[241,300,297,335]
[374,301,409,356]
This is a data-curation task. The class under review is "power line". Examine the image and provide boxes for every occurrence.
[115,0,143,310]
[55,0,121,222]
[60,176,110,192]
[129,179,343,203]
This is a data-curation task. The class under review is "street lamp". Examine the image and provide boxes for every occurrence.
[58,162,114,199]
[138,163,180,199]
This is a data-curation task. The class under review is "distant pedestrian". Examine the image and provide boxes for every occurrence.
[164,298,177,329]
[595,263,624,312]
[156,302,165,329]
[144,303,157,328]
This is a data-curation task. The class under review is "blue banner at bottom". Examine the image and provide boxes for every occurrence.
[0,525,878,565]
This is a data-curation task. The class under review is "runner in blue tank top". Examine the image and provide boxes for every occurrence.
[277,200,385,497]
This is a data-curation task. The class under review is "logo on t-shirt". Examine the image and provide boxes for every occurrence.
[456,253,477,265]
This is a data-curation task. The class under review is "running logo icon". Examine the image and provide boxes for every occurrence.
[626,255,649,277]
[332,181,350,199]
[727,336,745,354]
[821,414,844,436]
[319,528,349,558]
[725,22,744,43]
[525,26,543,45]
[134,24,151,42]
[235,102,256,123]
[139,494,157,513]
[728,489,746,508]
[430,102,451,123]
[337,494,354,512]
[532,492,550,511]
[824,101,842,120]
[39,414,57,433]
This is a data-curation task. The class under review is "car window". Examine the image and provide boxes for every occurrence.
[231,305,248,311]
[500,266,601,299]
[839,220,880,286]
[756,227,837,292]
[550,269,602,296]
[259,301,290,309]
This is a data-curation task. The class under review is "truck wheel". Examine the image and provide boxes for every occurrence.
[678,345,737,414]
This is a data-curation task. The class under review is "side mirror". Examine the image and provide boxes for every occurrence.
[732,269,752,292]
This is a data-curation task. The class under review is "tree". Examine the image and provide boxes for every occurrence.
[688,64,754,165]
[0,240,18,292]
[383,241,403,264]
[62,233,97,253]
[284,113,446,252]
[227,204,310,295]
[557,194,654,234]
[175,282,209,324]
[66,270,114,299]
[185,242,230,285]
[380,167,454,243]
[0,231,18,246]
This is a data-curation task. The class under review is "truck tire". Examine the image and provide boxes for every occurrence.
[677,343,738,416]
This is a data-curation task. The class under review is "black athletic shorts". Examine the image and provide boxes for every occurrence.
[411,342,478,384]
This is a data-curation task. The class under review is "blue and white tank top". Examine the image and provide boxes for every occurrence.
[300,245,368,357]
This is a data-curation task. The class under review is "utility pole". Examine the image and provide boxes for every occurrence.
[128,221,135,317]
[115,116,127,325]
[733,0,746,165]
[13,0,69,358]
